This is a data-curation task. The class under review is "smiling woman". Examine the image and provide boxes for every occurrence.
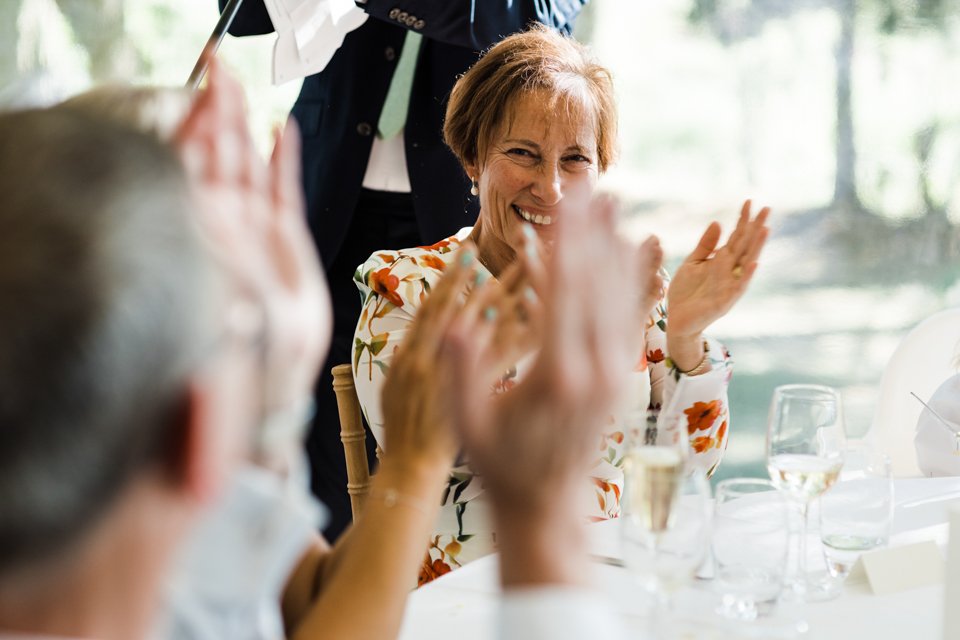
[443,25,616,278]
[459,88,600,273]
[351,24,769,583]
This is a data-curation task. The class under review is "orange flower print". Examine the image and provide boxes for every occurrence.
[417,556,452,586]
[420,254,447,272]
[647,348,665,364]
[610,431,624,444]
[685,400,721,435]
[419,237,453,252]
[369,267,403,308]
[692,436,714,453]
[377,253,396,264]
[716,420,728,445]
[592,477,613,492]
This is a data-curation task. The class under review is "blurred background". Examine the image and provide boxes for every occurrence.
[4,0,960,483]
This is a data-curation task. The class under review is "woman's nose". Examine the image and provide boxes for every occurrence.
[530,165,562,206]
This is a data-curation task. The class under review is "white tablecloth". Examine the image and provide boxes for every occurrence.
[398,477,960,639]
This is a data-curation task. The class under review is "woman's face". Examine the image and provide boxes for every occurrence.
[468,89,600,249]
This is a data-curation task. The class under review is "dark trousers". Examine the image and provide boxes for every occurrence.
[308,188,422,543]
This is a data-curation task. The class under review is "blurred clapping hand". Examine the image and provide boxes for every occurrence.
[173,61,330,412]
[436,193,657,587]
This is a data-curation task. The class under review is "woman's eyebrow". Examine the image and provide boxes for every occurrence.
[503,138,541,149]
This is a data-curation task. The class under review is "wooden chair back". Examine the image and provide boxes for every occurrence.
[331,363,373,519]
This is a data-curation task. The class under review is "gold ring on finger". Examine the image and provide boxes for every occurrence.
[732,264,744,279]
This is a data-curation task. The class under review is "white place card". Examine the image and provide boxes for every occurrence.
[847,540,943,596]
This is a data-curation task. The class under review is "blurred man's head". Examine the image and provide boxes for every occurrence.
[58,84,192,142]
[0,108,262,638]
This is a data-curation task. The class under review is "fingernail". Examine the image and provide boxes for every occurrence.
[474,269,489,286]
[459,249,474,266]
[522,229,538,260]
[483,306,498,322]
[524,286,537,302]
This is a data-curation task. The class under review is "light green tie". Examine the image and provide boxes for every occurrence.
[377,32,423,140]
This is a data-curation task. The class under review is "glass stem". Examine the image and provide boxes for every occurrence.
[797,499,810,585]
[651,532,670,633]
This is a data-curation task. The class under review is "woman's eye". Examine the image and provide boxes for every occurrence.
[563,154,591,164]
[507,148,535,158]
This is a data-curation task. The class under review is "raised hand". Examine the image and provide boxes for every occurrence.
[441,194,645,517]
[636,235,665,322]
[381,240,542,470]
[666,200,769,369]
[173,60,329,411]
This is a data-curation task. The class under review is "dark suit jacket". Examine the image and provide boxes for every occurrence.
[221,0,587,268]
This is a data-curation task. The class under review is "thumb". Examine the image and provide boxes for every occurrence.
[686,221,722,262]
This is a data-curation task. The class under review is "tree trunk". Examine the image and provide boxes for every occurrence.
[833,0,861,211]
[0,1,25,89]
[56,0,135,81]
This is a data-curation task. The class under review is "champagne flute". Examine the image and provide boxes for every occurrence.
[622,439,711,635]
[766,384,846,601]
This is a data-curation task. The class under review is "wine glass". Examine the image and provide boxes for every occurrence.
[622,441,712,636]
[819,446,893,579]
[765,384,846,601]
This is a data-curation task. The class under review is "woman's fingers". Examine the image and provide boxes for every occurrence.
[283,119,306,214]
[725,199,752,256]
[635,235,665,317]
[687,221,722,263]
[741,212,770,267]
[403,250,477,354]
[732,205,770,270]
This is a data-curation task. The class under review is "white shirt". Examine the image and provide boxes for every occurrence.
[362,133,412,192]
[500,587,626,640]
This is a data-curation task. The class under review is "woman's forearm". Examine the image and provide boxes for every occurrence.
[290,457,448,640]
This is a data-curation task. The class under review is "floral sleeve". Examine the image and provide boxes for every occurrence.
[352,236,463,448]
[645,274,733,476]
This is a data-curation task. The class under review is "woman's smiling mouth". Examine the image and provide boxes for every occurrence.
[513,204,555,226]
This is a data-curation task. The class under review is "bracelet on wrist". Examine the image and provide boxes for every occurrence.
[367,488,430,516]
[676,339,710,376]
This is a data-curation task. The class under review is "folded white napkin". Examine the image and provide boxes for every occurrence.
[262,0,368,85]
[915,374,960,477]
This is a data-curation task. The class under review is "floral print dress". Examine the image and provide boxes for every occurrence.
[352,228,733,585]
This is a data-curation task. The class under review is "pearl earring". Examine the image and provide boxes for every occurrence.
[470,178,479,197]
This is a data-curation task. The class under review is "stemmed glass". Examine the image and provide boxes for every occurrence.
[765,384,846,601]
[621,432,712,636]
[819,446,893,579]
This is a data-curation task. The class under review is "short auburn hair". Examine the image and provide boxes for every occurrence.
[444,24,617,173]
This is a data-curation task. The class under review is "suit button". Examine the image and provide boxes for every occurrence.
[397,11,408,22]
[357,122,373,136]
[385,46,396,61]
[405,15,417,27]
[414,19,425,30]
[389,8,400,19]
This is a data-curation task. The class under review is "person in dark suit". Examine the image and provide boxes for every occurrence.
[222,0,588,542]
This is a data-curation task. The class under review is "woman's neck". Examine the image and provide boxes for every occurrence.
[467,217,515,279]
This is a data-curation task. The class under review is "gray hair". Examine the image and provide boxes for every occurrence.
[0,108,220,576]
[58,84,192,142]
